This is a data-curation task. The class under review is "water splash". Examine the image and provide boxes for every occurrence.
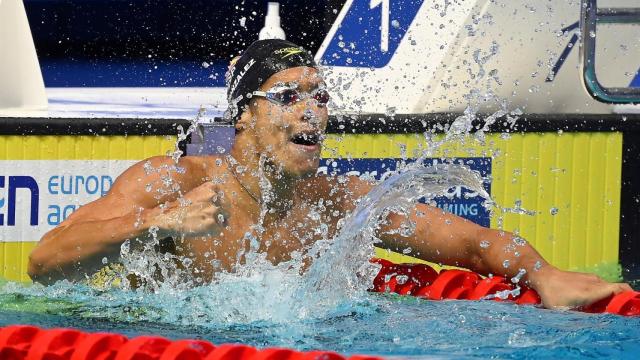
[299,161,491,312]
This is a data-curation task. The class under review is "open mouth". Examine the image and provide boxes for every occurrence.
[290,131,322,149]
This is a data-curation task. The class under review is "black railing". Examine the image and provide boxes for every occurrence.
[580,0,640,104]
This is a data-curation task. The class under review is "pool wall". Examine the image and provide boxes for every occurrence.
[0,114,638,282]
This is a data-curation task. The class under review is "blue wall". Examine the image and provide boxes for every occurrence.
[24,0,343,86]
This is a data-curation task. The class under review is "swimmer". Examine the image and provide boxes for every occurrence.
[28,39,632,309]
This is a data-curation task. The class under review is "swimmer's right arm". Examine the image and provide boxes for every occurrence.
[28,156,225,284]
[28,198,160,284]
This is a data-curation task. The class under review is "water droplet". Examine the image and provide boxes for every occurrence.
[534,261,542,271]
[101,257,108,264]
[503,259,511,268]
[511,268,527,283]
[589,30,596,38]
[402,247,412,254]
[512,236,527,246]
[391,20,400,28]
[480,240,491,249]
[550,207,559,215]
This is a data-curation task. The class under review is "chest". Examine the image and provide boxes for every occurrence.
[180,200,346,276]
[236,201,343,253]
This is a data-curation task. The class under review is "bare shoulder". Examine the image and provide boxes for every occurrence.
[109,155,221,205]
[55,155,221,226]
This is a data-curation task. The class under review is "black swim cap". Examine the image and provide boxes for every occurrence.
[225,39,317,122]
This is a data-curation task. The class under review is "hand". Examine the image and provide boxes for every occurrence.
[531,266,633,309]
[148,182,228,237]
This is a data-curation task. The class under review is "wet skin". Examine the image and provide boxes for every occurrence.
[28,67,633,309]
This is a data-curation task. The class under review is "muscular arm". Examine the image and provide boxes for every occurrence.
[27,195,161,284]
[378,204,544,285]
[378,204,631,308]
[28,156,209,284]
[346,177,631,309]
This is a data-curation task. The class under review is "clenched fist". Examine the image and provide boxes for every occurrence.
[148,182,228,238]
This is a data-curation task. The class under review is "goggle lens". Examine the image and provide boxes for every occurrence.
[261,88,330,106]
[313,89,330,105]
[274,89,300,106]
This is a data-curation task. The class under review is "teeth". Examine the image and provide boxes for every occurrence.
[291,132,319,145]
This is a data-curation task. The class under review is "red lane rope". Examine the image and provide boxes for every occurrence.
[370,258,640,316]
[0,325,383,360]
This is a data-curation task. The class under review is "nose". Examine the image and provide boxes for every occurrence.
[300,100,324,126]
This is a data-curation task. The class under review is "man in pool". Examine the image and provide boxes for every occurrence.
[28,39,632,309]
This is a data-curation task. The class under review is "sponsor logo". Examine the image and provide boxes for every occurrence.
[0,176,39,226]
[0,174,114,227]
[274,47,304,59]
[0,160,135,241]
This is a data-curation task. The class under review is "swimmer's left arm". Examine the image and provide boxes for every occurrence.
[377,202,545,285]
[377,202,633,309]
[345,177,632,309]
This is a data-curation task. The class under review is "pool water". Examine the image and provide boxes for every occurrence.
[1,283,639,359]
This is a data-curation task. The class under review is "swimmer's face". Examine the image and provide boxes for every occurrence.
[242,66,328,178]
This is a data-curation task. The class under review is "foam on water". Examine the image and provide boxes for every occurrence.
[300,161,491,311]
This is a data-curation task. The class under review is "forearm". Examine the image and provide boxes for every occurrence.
[470,227,551,287]
[378,206,552,289]
[28,208,159,284]
[379,205,630,309]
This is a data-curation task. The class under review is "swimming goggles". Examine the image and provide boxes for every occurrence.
[252,86,330,107]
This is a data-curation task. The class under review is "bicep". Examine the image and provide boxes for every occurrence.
[346,176,483,267]
[379,203,483,267]
[58,157,175,226]
[58,189,140,228]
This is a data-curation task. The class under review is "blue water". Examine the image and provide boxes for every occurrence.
[1,282,639,359]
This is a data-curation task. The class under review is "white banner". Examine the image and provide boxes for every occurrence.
[0,160,138,242]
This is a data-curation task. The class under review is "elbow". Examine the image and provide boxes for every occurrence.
[469,227,500,269]
[27,247,56,285]
[27,250,45,283]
